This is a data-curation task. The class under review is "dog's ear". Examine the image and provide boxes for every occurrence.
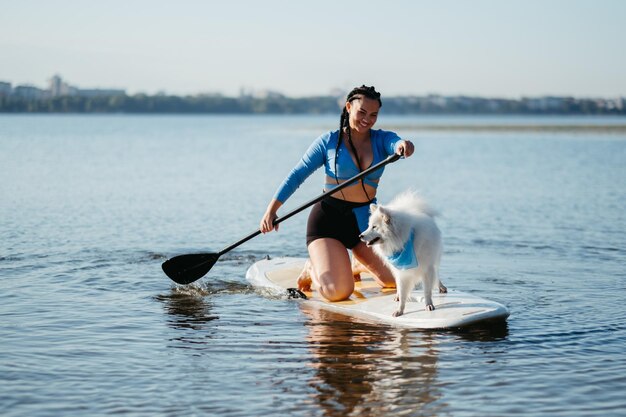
[369,204,378,213]
[378,206,391,224]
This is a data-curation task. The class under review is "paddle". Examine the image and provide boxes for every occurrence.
[162,152,403,285]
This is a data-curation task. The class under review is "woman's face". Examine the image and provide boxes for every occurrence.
[346,97,380,134]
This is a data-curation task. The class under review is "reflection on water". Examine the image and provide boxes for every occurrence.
[156,289,218,332]
[446,320,510,342]
[301,306,445,416]
[299,306,511,417]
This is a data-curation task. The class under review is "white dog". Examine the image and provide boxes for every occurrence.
[360,191,446,316]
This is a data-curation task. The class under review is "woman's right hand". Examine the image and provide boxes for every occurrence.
[260,210,278,233]
[260,199,283,233]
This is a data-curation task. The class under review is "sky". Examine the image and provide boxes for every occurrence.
[1,0,625,98]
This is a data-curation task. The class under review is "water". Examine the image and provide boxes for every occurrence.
[1,114,625,416]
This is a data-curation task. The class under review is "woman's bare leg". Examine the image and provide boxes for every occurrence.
[351,241,396,288]
[307,238,354,302]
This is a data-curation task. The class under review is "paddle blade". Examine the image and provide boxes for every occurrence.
[161,253,220,285]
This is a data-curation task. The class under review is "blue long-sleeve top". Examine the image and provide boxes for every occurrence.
[274,129,403,203]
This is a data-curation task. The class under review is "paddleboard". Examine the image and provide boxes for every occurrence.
[246,257,510,329]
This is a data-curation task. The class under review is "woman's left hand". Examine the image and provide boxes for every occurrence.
[396,140,414,158]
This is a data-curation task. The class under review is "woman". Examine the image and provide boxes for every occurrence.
[260,85,414,301]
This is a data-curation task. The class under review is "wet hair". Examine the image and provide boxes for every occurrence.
[334,85,382,200]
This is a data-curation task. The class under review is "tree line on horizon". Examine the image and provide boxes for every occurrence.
[0,93,624,115]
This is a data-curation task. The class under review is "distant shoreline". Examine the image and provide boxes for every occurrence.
[1,93,625,115]
[383,124,626,133]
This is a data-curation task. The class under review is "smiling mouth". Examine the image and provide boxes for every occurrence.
[365,237,380,246]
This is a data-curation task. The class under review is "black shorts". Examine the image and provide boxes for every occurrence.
[306,197,374,249]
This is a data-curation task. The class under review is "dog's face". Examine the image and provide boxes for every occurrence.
[359,204,392,246]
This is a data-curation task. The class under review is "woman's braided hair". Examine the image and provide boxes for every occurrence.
[334,85,382,200]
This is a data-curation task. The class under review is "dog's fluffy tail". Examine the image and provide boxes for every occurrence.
[389,190,439,218]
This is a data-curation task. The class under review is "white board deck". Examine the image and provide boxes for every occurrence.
[246,257,510,329]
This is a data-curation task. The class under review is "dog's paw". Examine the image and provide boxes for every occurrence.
[392,309,404,317]
[425,304,435,311]
[438,283,448,293]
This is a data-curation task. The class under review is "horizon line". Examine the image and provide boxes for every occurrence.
[1,75,625,101]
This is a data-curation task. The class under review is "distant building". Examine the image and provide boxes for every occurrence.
[47,74,125,97]
[487,99,501,112]
[0,81,11,96]
[601,97,625,111]
[426,94,447,108]
[49,74,81,96]
[524,96,566,111]
[49,75,63,96]
[13,85,47,99]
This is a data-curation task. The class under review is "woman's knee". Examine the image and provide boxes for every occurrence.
[308,238,354,301]
[316,274,354,302]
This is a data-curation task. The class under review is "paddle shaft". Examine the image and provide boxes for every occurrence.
[217,152,402,256]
